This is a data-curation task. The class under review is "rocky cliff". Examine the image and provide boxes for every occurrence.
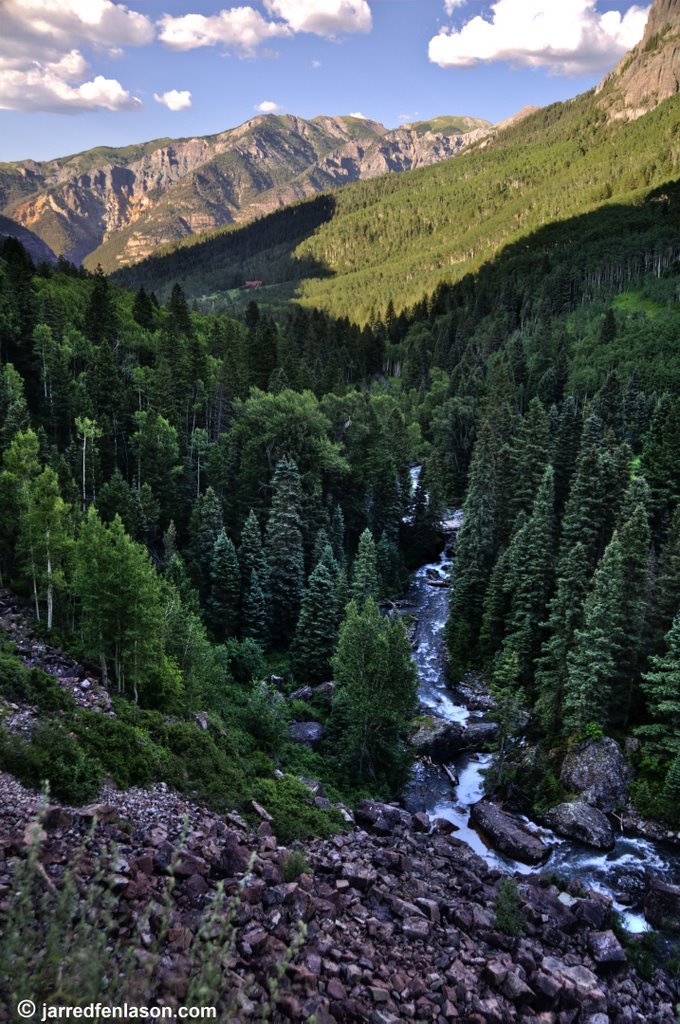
[596,0,680,121]
[0,113,491,272]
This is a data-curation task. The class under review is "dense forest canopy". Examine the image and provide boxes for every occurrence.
[1,153,680,833]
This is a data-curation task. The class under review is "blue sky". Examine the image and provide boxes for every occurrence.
[0,0,651,162]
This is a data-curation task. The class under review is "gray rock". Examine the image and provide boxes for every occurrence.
[470,800,549,865]
[588,930,627,964]
[560,737,630,812]
[464,721,498,748]
[410,716,465,762]
[644,878,680,932]
[288,721,324,749]
[544,802,615,851]
[355,800,413,834]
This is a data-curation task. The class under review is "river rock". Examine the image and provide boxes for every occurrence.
[560,737,630,812]
[644,878,680,931]
[288,721,324,749]
[464,721,498,748]
[354,800,413,834]
[410,717,465,762]
[470,800,549,864]
[544,802,615,851]
[588,930,627,964]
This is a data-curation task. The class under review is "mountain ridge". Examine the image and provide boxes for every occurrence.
[0,112,493,272]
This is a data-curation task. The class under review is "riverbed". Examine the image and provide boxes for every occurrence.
[402,536,680,933]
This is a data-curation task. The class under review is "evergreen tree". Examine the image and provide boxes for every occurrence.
[563,536,626,735]
[446,420,502,676]
[352,528,380,604]
[510,397,551,518]
[241,569,269,649]
[331,598,417,787]
[640,394,680,530]
[534,542,591,735]
[207,529,241,641]
[238,509,271,602]
[291,561,339,683]
[189,486,224,594]
[638,612,680,763]
[265,457,305,645]
[653,506,680,650]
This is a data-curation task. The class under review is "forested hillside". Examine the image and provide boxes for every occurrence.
[114,91,680,321]
[2,157,680,829]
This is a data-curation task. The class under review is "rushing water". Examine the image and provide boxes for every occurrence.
[403,511,680,933]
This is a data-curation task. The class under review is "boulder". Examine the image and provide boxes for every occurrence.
[288,721,324,750]
[644,878,680,932]
[470,801,549,865]
[588,930,627,964]
[410,717,465,763]
[560,737,630,812]
[354,800,413,834]
[464,721,498,749]
[544,802,615,851]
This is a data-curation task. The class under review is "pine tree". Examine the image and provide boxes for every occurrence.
[352,528,380,604]
[498,466,555,685]
[640,394,680,530]
[207,529,241,641]
[331,598,417,787]
[241,569,269,649]
[534,542,591,735]
[653,506,680,650]
[291,561,339,683]
[510,397,551,518]
[638,612,680,763]
[188,486,223,594]
[265,457,305,645]
[447,420,502,676]
[563,536,626,735]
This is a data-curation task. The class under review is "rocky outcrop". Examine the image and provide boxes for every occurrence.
[544,802,616,852]
[410,717,466,762]
[560,737,630,812]
[1,112,495,271]
[288,721,324,750]
[2,773,677,1022]
[470,801,550,865]
[597,0,680,121]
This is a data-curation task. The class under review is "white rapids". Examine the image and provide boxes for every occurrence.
[404,525,680,933]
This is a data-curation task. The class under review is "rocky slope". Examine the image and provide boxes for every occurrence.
[596,0,680,120]
[1,779,679,1022]
[0,113,491,272]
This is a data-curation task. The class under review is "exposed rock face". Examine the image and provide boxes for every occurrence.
[3,773,677,1022]
[596,0,680,121]
[470,800,550,865]
[544,802,616,852]
[288,721,324,750]
[560,737,630,812]
[0,112,493,271]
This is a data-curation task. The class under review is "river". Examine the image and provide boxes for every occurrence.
[401,496,680,934]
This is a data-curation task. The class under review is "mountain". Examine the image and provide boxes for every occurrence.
[0,215,56,264]
[0,112,491,272]
[114,0,680,322]
[596,0,680,121]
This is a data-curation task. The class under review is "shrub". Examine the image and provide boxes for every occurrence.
[0,650,76,714]
[224,637,265,685]
[494,879,525,937]
[281,849,311,882]
[250,774,343,842]
[73,712,166,788]
[0,722,103,805]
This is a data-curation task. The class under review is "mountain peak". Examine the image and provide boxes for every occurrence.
[596,0,680,121]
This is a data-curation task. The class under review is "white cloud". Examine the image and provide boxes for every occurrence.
[311,59,322,69]
[255,99,283,113]
[444,0,467,13]
[0,58,141,112]
[154,88,192,111]
[349,111,367,119]
[158,7,291,55]
[0,0,151,112]
[429,0,650,76]
[263,0,372,37]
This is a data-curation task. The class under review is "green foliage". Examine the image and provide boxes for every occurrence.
[0,722,103,804]
[281,849,311,881]
[250,774,343,842]
[330,598,417,789]
[494,879,525,937]
[0,649,75,713]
